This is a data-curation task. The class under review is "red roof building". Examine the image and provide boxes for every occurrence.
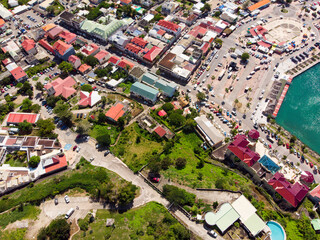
[94,50,110,64]
[44,154,68,174]
[125,43,142,55]
[21,38,36,55]
[131,37,148,48]
[310,184,320,203]
[105,103,125,122]
[47,26,63,39]
[200,42,210,55]
[157,29,165,36]
[193,25,208,37]
[53,40,75,60]
[78,64,92,74]
[158,110,167,117]
[268,172,309,208]
[10,67,27,82]
[2,58,12,66]
[7,112,40,124]
[81,43,100,56]
[108,56,120,65]
[157,20,181,34]
[143,46,162,63]
[117,58,134,70]
[300,171,314,184]
[154,126,166,137]
[248,129,260,140]
[59,31,77,44]
[44,76,77,99]
[120,0,132,5]
[39,39,55,54]
[68,55,81,69]
[228,134,260,167]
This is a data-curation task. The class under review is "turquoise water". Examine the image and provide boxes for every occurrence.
[276,63,320,154]
[267,221,285,240]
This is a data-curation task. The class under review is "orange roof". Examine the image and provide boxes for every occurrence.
[78,64,91,73]
[121,0,132,4]
[21,38,36,52]
[105,103,125,121]
[42,23,56,32]
[117,58,134,70]
[53,40,72,56]
[44,155,67,173]
[0,18,5,26]
[248,0,270,11]
[10,67,27,81]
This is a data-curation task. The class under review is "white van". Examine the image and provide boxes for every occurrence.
[65,208,74,219]
[254,66,261,71]
[193,84,197,90]
[227,72,232,79]
[250,71,255,75]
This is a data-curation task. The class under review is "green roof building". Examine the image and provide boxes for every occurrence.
[130,82,159,104]
[311,219,320,231]
[141,72,177,97]
[80,19,125,40]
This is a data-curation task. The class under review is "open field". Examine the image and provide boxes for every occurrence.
[73,201,191,240]
[111,123,163,172]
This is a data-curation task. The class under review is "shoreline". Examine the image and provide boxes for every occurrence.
[272,54,320,161]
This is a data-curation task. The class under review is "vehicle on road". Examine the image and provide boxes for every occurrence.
[65,208,74,219]
[104,150,110,156]
[73,145,77,151]
[218,70,225,80]
[208,230,218,238]
[64,195,70,204]
[54,198,58,205]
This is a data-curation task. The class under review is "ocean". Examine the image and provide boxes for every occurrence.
[276,63,320,154]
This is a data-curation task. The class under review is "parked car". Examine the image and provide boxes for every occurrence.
[54,198,58,205]
[73,145,77,151]
[208,230,218,238]
[64,195,70,203]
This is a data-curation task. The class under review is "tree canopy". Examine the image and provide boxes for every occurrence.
[168,112,186,128]
[18,120,32,135]
[58,61,74,73]
[53,101,72,125]
[37,119,56,138]
[38,218,70,240]
[84,55,99,67]
[162,185,196,206]
[196,92,206,101]
[29,156,40,168]
[241,52,250,61]
[96,133,111,146]
[81,84,93,92]
[21,98,33,112]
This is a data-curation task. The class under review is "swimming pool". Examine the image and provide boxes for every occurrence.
[267,221,286,240]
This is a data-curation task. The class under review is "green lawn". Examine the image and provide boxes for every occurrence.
[161,132,251,190]
[5,151,28,167]
[0,228,26,240]
[118,81,132,94]
[90,124,120,145]
[0,205,40,229]
[111,123,163,172]
[73,202,191,240]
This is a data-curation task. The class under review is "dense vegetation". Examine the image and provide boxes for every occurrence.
[0,158,137,213]
[37,218,70,240]
[74,202,190,240]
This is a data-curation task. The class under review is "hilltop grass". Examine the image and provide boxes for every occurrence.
[0,158,133,213]
[0,205,40,229]
[73,202,191,240]
[111,123,163,172]
[161,132,251,190]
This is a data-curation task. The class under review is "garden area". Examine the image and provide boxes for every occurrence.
[73,202,191,240]
[110,123,164,172]
[5,151,28,167]
[0,158,138,214]
[90,124,121,146]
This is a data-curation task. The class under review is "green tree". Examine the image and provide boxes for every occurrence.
[118,116,125,130]
[31,104,41,113]
[53,101,72,125]
[241,52,250,62]
[81,84,93,92]
[196,92,206,101]
[168,112,185,128]
[214,38,223,46]
[175,158,186,170]
[29,155,40,168]
[201,3,211,12]
[118,182,138,205]
[162,185,196,206]
[44,218,70,240]
[58,61,73,73]
[76,121,91,135]
[36,82,44,91]
[84,55,99,67]
[46,5,55,15]
[183,119,196,133]
[18,120,32,135]
[96,133,111,146]
[98,112,107,123]
[37,119,56,137]
[19,81,32,95]
[162,102,174,112]
[21,98,33,112]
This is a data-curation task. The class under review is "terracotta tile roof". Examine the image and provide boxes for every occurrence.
[157,20,180,32]
[81,43,99,56]
[117,58,134,70]
[2,58,11,66]
[310,184,320,199]
[300,171,314,183]
[94,50,109,61]
[154,126,166,137]
[108,56,120,65]
[248,0,270,11]
[120,0,132,4]
[44,76,76,98]
[68,55,80,64]
[0,18,5,26]
[158,110,167,116]
[143,46,162,62]
[131,36,148,48]
[268,172,309,207]
[53,40,72,56]
[59,31,76,43]
[21,38,36,52]
[10,67,27,81]
[159,52,176,70]
[39,39,55,54]
[78,64,91,73]
[105,103,125,121]
[125,43,142,54]
[157,29,165,36]
[7,112,39,124]
[248,129,260,140]
[47,26,63,39]
[44,154,67,174]
[228,134,260,167]
[42,23,56,32]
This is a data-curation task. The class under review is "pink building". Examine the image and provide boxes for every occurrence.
[44,76,77,99]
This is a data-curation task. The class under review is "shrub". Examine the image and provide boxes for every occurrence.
[175,158,186,170]
[162,185,196,206]
[29,156,40,168]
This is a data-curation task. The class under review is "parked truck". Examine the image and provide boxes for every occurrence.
[218,70,226,80]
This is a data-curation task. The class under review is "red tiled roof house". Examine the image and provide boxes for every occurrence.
[10,67,28,82]
[94,50,110,64]
[44,76,77,99]
[21,38,37,55]
[6,112,40,125]
[53,40,75,61]
[68,55,81,69]
[105,103,126,122]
